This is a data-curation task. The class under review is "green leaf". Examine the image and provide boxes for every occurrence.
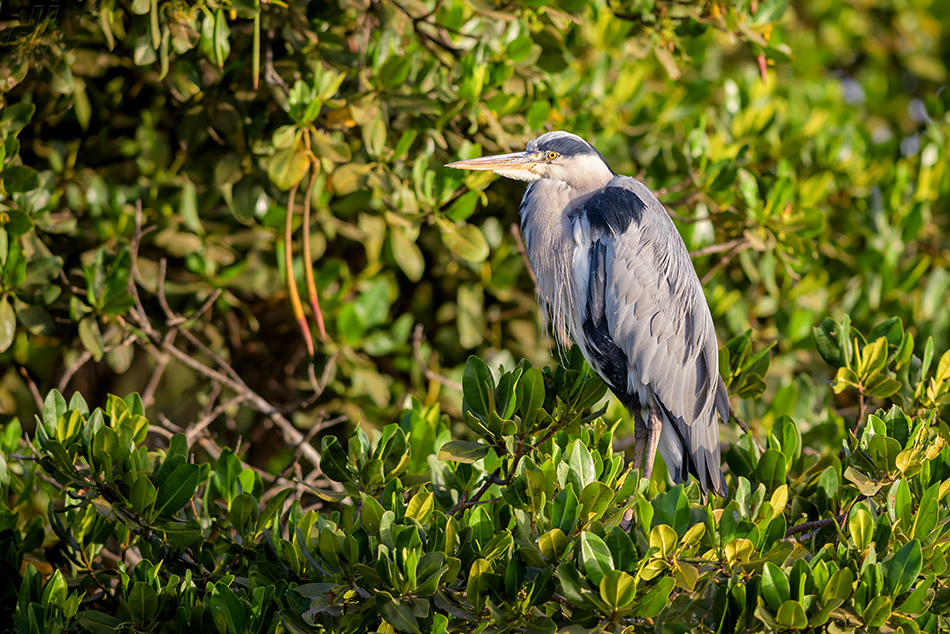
[268,145,310,190]
[127,582,158,623]
[633,576,674,618]
[861,595,892,627]
[2,165,41,192]
[467,559,492,613]
[469,505,493,550]
[600,569,637,611]
[578,481,613,526]
[389,225,424,282]
[606,527,638,573]
[130,475,157,517]
[319,436,353,483]
[578,531,613,586]
[40,569,66,610]
[566,440,596,494]
[652,485,690,535]
[209,582,246,634]
[556,562,594,609]
[230,493,260,539]
[445,190,480,221]
[442,224,489,262]
[885,539,922,596]
[761,562,790,611]
[822,568,854,604]
[361,495,385,534]
[814,320,841,366]
[843,466,882,496]
[539,528,568,560]
[405,487,433,524]
[437,440,489,463]
[839,315,853,368]
[153,463,200,516]
[649,524,678,559]
[0,296,15,352]
[849,507,872,549]
[551,484,580,535]
[78,316,104,361]
[756,448,787,491]
[776,600,807,629]
[462,356,494,419]
[517,366,545,430]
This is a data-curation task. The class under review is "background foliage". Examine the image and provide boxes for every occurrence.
[1,0,950,632]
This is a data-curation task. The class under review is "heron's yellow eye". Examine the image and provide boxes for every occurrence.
[546,151,559,160]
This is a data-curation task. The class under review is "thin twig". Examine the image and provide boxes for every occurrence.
[690,237,751,259]
[156,258,175,321]
[652,177,693,198]
[142,332,175,409]
[295,414,347,463]
[449,468,501,517]
[510,223,536,285]
[151,336,325,471]
[57,350,94,394]
[550,593,575,610]
[177,326,247,388]
[186,395,247,444]
[300,164,326,340]
[129,201,157,337]
[450,446,529,517]
[856,392,868,432]
[18,367,44,410]
[701,239,752,285]
[275,355,338,413]
[413,325,462,391]
[785,513,846,539]
[168,289,222,326]
[284,181,315,356]
[729,402,764,454]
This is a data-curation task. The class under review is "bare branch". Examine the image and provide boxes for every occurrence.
[156,258,175,321]
[142,331,175,409]
[168,289,222,327]
[413,325,462,392]
[786,513,847,540]
[177,325,247,388]
[18,366,44,410]
[510,223,536,285]
[690,237,751,259]
[701,239,752,285]
[153,337,324,470]
[57,350,94,394]
[186,395,247,445]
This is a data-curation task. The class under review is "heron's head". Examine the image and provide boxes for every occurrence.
[446,131,614,189]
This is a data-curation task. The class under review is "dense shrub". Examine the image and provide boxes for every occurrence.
[0,0,949,631]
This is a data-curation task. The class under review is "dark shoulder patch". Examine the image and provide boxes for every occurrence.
[582,241,639,411]
[585,187,645,236]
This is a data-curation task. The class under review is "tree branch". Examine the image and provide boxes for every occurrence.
[785,513,846,540]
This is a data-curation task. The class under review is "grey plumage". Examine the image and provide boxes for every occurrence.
[446,131,728,496]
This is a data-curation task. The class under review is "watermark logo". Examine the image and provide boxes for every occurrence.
[2,3,59,62]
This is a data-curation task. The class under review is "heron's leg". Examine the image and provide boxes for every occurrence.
[643,405,664,480]
[622,410,649,532]
[632,409,648,473]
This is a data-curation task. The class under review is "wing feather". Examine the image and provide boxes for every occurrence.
[576,177,728,495]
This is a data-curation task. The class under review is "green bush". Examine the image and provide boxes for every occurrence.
[3,318,950,632]
[1,0,950,631]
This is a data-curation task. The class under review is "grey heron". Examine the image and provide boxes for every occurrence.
[447,131,728,496]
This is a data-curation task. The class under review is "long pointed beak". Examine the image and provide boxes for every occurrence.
[445,152,538,172]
